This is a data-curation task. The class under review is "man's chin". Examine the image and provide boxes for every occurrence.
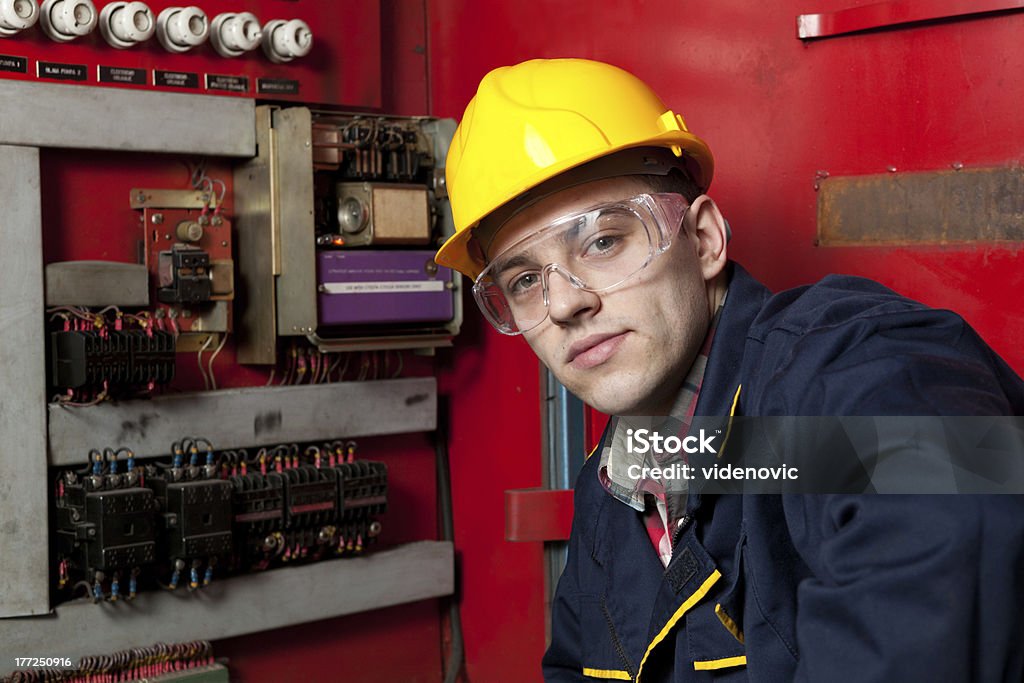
[577,386,649,416]
[555,367,651,415]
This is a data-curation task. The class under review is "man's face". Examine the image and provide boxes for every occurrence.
[484,176,727,415]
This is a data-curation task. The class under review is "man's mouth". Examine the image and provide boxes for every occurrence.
[566,332,630,370]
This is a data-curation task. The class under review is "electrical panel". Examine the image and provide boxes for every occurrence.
[0,3,453,672]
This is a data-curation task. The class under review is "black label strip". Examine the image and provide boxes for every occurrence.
[37,61,87,82]
[0,55,27,74]
[99,65,147,85]
[257,77,300,95]
[154,70,199,89]
[205,74,249,93]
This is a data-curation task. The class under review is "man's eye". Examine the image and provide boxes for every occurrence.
[508,272,541,295]
[583,234,621,256]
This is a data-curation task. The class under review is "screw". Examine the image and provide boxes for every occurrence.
[812,169,830,191]
[952,161,964,171]
[88,528,96,537]
[151,213,164,225]
[135,192,146,204]
[292,325,299,331]
[887,165,897,173]
[221,240,228,247]
[304,140,311,148]
[164,233,172,241]
[198,216,210,227]
[212,216,224,226]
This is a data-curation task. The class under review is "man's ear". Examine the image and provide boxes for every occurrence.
[687,195,728,281]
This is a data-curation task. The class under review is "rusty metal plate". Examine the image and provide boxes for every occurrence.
[817,167,1024,245]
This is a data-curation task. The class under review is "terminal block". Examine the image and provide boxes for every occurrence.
[281,465,339,561]
[50,329,175,390]
[229,471,286,570]
[335,461,388,554]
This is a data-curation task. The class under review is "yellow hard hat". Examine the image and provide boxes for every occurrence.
[435,58,714,279]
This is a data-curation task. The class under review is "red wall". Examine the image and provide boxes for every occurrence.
[429,1,1024,680]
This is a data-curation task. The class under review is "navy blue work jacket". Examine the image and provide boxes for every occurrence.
[543,263,1024,682]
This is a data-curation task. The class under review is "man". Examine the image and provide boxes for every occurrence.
[434,59,1024,682]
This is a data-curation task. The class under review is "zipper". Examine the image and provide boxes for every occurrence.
[671,513,692,550]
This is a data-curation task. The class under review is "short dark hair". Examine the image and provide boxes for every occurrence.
[634,167,702,203]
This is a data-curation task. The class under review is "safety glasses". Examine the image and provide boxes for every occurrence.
[473,193,689,335]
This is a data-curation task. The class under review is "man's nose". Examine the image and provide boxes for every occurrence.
[545,267,599,326]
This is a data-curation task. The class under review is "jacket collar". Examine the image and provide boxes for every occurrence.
[695,261,772,419]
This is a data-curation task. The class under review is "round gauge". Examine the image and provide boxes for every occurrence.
[338,197,368,234]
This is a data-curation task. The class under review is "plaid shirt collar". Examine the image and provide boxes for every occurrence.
[598,290,728,512]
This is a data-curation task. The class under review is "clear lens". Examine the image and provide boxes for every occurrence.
[473,193,688,335]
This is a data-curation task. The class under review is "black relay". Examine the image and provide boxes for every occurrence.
[157,245,212,304]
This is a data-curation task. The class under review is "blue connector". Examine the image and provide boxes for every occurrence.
[129,573,137,599]
[203,565,213,587]
[110,575,120,601]
[169,569,180,590]
[92,580,103,602]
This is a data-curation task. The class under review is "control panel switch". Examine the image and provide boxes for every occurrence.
[40,0,97,42]
[0,0,40,37]
[156,5,208,52]
[262,18,313,63]
[210,11,261,58]
[99,1,155,48]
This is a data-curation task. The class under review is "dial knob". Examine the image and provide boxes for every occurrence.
[0,0,40,37]
[262,18,313,63]
[156,6,209,53]
[210,12,262,58]
[40,0,98,42]
[99,1,156,49]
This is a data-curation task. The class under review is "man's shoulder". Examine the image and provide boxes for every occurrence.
[727,268,1021,414]
[748,273,960,344]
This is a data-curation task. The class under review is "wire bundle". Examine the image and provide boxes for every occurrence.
[2,640,215,682]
